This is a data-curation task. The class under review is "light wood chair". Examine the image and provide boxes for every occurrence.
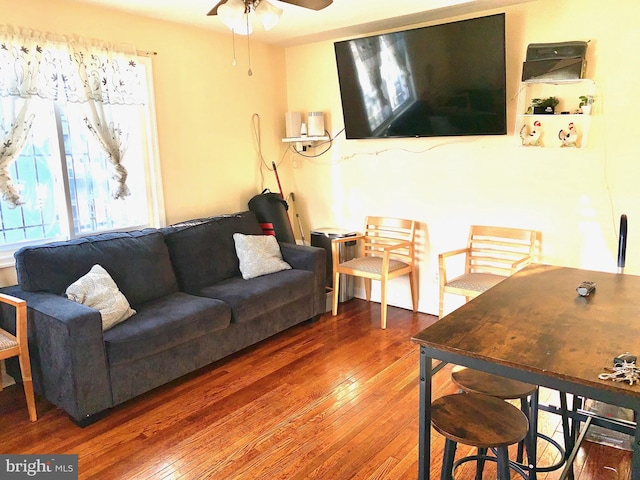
[0,293,37,421]
[438,225,539,318]
[331,216,418,329]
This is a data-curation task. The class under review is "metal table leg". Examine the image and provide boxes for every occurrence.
[418,346,432,480]
[634,414,640,480]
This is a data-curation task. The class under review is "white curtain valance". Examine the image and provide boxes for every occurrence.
[0,25,147,105]
[0,25,149,207]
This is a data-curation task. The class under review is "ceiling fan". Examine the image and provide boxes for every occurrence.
[209,0,332,75]
[207,0,333,17]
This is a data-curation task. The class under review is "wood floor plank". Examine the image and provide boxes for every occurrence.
[0,298,632,479]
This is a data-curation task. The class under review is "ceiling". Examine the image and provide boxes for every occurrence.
[68,0,532,46]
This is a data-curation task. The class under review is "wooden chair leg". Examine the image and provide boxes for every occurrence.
[18,352,37,422]
[332,271,340,316]
[23,380,37,422]
[364,278,372,302]
[410,269,418,313]
[380,279,387,329]
[439,288,445,319]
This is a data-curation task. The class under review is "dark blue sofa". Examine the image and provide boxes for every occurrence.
[0,211,325,425]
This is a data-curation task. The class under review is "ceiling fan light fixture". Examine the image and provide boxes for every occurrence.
[218,0,252,35]
[255,0,283,31]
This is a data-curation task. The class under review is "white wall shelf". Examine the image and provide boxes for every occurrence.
[282,135,330,151]
[515,78,596,148]
[281,136,329,143]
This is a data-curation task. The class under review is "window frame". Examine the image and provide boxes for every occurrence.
[0,55,165,268]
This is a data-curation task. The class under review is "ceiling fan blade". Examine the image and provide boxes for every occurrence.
[278,0,333,11]
[207,0,230,16]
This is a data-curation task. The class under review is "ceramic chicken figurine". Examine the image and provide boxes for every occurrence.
[558,122,578,147]
[520,120,542,146]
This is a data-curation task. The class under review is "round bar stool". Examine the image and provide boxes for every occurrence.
[431,393,529,480]
[451,367,573,480]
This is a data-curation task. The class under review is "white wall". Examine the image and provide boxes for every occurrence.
[283,0,640,316]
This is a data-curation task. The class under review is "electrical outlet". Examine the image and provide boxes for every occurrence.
[433,271,439,283]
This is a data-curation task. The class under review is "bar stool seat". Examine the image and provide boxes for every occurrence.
[451,367,537,399]
[451,367,573,479]
[431,393,529,480]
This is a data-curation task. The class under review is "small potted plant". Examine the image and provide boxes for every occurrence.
[578,95,594,115]
[528,96,560,115]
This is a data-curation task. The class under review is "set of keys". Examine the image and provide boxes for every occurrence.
[599,354,640,385]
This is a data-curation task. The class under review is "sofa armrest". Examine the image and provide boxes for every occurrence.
[280,243,323,271]
[279,243,326,317]
[0,285,112,422]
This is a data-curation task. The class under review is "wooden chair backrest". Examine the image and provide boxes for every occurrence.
[465,225,538,277]
[363,216,416,264]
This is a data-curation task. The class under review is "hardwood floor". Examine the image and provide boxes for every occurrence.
[0,299,632,479]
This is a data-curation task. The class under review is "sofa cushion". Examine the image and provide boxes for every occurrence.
[197,269,315,324]
[161,211,263,293]
[66,264,136,331]
[103,291,231,366]
[15,230,179,307]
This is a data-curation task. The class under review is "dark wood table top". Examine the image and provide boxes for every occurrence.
[413,263,640,403]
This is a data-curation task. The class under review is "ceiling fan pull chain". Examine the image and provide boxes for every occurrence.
[246,12,253,76]
[231,29,237,67]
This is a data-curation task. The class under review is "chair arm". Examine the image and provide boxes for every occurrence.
[438,247,470,260]
[438,247,471,285]
[510,254,534,272]
[330,235,363,264]
[0,293,27,346]
[378,241,415,268]
[380,240,412,251]
[0,286,112,422]
[331,234,364,244]
[0,292,26,309]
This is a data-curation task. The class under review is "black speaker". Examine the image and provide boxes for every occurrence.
[525,41,588,61]
[522,57,586,81]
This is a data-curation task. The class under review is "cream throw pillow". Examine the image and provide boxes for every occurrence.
[233,233,292,279]
[66,264,136,331]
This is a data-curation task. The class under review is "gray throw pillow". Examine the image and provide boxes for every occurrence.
[233,233,292,280]
[66,264,136,331]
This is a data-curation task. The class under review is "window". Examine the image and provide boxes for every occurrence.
[0,32,163,266]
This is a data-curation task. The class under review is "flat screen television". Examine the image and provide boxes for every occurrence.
[334,13,506,139]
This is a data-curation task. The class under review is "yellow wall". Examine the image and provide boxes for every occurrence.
[284,0,640,315]
[0,0,288,285]
[2,0,640,317]
[1,0,288,223]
